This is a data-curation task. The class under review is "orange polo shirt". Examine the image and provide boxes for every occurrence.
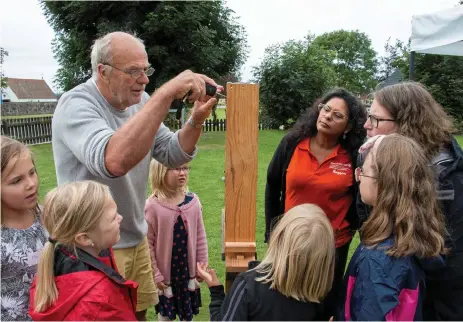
[285,137,354,248]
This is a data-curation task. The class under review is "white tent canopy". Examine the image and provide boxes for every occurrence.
[411,5,463,56]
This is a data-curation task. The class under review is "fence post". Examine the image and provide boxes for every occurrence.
[0,115,56,144]
[223,83,259,291]
[1,119,9,136]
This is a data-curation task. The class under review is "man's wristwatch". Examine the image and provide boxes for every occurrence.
[187,117,203,129]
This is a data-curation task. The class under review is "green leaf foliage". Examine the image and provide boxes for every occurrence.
[253,34,337,128]
[41,1,248,92]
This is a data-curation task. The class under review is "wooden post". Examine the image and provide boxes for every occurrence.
[222,83,259,291]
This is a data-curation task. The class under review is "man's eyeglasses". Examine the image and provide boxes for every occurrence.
[168,166,190,174]
[367,114,395,128]
[355,167,376,182]
[103,63,155,79]
[318,103,348,122]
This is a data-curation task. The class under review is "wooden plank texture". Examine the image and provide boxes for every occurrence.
[224,83,259,242]
[224,242,256,253]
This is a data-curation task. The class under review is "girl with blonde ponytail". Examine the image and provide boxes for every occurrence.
[29,180,138,321]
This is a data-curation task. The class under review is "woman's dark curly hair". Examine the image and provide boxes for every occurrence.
[287,88,367,164]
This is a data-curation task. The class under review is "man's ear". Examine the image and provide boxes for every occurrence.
[97,64,110,81]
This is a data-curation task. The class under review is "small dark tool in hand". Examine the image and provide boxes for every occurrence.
[173,83,225,120]
[204,83,226,98]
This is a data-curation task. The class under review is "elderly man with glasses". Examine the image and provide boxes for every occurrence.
[51,31,222,321]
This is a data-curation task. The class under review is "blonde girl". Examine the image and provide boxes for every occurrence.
[29,181,137,321]
[197,204,335,321]
[145,159,208,321]
[1,136,48,321]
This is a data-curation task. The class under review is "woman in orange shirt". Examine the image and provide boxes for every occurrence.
[265,87,367,319]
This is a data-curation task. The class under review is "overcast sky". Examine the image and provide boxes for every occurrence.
[1,0,459,92]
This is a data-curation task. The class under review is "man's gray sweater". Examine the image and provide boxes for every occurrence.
[52,78,195,249]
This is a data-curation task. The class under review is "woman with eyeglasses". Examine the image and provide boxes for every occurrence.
[359,81,463,321]
[337,134,447,321]
[265,87,367,319]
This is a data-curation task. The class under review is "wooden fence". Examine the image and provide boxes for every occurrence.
[1,116,267,145]
[165,119,227,131]
[166,119,267,131]
[1,116,53,145]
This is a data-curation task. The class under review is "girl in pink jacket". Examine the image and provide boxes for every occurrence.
[145,159,208,321]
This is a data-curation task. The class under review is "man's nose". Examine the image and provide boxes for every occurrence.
[138,72,149,85]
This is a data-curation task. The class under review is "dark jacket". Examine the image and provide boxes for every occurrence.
[208,269,323,321]
[265,133,360,243]
[336,237,444,321]
[29,246,137,321]
[356,138,463,321]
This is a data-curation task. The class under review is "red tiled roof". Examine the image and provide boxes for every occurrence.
[7,78,56,100]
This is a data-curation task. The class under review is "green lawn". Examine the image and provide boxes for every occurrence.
[29,133,463,321]
[207,107,226,120]
[30,130,283,321]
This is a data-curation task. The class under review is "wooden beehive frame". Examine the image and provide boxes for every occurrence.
[222,83,259,290]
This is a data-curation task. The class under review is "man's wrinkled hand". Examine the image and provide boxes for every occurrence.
[190,98,217,124]
[162,70,223,103]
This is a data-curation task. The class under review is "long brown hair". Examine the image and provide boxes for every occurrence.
[360,134,447,258]
[375,82,455,157]
[1,135,40,215]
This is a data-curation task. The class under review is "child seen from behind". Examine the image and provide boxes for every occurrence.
[197,203,336,321]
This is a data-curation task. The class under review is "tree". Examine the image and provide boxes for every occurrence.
[312,30,378,94]
[390,40,463,126]
[252,34,337,128]
[215,72,240,97]
[210,72,239,122]
[0,47,8,89]
[413,55,463,122]
[41,1,248,92]
[388,38,410,74]
[377,37,405,82]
